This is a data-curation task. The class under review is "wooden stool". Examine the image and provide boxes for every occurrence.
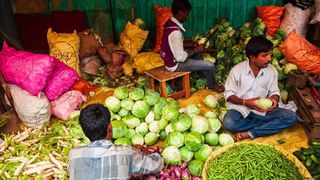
[145,66,190,99]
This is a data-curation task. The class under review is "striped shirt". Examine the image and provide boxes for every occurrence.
[68,140,164,180]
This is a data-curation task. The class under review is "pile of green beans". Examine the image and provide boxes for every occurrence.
[206,144,303,180]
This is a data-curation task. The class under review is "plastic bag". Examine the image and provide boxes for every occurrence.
[280,3,312,37]
[119,21,149,61]
[51,90,86,121]
[134,52,164,74]
[154,4,172,52]
[8,84,51,129]
[80,55,101,75]
[44,59,80,101]
[279,31,320,74]
[256,6,284,36]
[47,28,80,74]
[78,29,102,59]
[0,41,55,96]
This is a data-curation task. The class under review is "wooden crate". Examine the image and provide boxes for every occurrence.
[290,87,320,144]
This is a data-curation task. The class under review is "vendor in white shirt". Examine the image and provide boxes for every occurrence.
[223,35,297,141]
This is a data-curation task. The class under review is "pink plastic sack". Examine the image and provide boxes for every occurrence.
[51,90,86,120]
[0,41,55,96]
[44,59,80,100]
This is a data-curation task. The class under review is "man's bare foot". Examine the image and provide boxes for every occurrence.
[235,132,250,141]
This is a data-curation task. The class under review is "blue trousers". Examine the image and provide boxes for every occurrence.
[223,108,297,138]
[176,59,216,88]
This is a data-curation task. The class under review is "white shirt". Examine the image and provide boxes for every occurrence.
[224,60,280,117]
[166,17,188,72]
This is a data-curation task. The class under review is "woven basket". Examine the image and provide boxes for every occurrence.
[202,142,312,180]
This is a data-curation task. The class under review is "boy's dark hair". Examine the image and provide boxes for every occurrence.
[245,35,273,58]
[171,0,192,15]
[79,104,111,141]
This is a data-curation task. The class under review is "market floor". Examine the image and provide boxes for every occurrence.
[178,89,309,153]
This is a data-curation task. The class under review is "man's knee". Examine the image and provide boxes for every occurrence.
[223,114,238,132]
[286,110,297,126]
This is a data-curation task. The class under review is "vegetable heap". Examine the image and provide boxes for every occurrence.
[0,118,87,179]
[294,141,320,179]
[205,143,303,180]
[108,86,234,177]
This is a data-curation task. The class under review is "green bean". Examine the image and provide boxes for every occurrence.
[205,144,303,180]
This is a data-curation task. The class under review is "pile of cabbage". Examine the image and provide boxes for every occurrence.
[106,86,235,177]
[194,17,297,88]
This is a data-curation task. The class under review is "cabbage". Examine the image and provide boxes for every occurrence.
[145,111,155,124]
[129,87,145,101]
[135,122,148,136]
[188,160,204,176]
[114,86,129,99]
[144,89,160,105]
[280,89,288,103]
[218,108,227,121]
[179,146,194,162]
[203,95,218,109]
[204,132,219,145]
[191,115,209,134]
[149,121,161,133]
[194,144,213,162]
[144,132,159,145]
[207,117,221,132]
[158,119,168,130]
[131,134,144,145]
[219,133,235,146]
[122,115,140,128]
[114,137,132,146]
[132,101,150,118]
[110,111,121,121]
[159,130,168,140]
[255,98,273,109]
[153,98,167,115]
[166,98,179,109]
[167,131,185,148]
[162,146,181,165]
[137,75,147,88]
[204,111,218,119]
[104,96,121,113]
[162,105,179,122]
[120,98,134,111]
[185,132,203,152]
[283,63,298,75]
[111,120,127,138]
[185,104,200,115]
[118,108,130,117]
[173,114,192,132]
[125,129,136,139]
[165,124,174,134]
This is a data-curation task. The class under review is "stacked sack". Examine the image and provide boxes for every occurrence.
[0,41,85,129]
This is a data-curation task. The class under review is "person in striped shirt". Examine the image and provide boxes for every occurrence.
[68,104,164,180]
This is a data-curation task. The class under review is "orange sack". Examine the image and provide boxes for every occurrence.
[279,31,320,74]
[257,6,284,36]
[153,4,172,52]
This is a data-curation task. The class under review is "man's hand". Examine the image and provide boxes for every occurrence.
[266,97,278,111]
[244,97,266,112]
[134,144,159,154]
[193,44,205,53]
